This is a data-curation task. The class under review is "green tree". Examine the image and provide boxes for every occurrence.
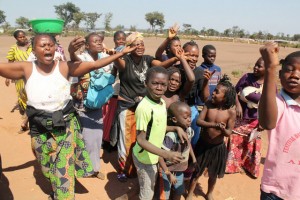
[114,24,124,31]
[238,29,246,38]
[182,23,192,34]
[223,28,232,37]
[129,25,136,32]
[104,12,113,32]
[200,27,207,35]
[54,2,80,27]
[73,12,85,29]
[1,22,10,32]
[293,34,300,41]
[145,11,165,32]
[84,12,101,30]
[15,16,30,28]
[206,28,219,36]
[0,10,6,25]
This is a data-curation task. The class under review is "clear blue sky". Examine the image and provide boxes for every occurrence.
[1,0,299,35]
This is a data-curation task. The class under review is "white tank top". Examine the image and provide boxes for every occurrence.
[26,61,71,112]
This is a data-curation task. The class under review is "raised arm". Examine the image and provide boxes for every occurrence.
[199,70,215,102]
[155,38,170,61]
[68,46,135,77]
[176,48,195,100]
[155,25,179,61]
[258,42,279,130]
[151,57,178,68]
[0,62,27,80]
[68,36,86,62]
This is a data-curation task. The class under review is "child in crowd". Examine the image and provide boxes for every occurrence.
[155,23,181,62]
[198,45,222,107]
[181,41,212,147]
[187,75,236,200]
[157,101,197,200]
[0,34,135,199]
[259,42,300,200]
[162,47,195,108]
[132,66,184,200]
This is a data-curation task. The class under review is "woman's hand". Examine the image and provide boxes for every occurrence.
[68,36,85,54]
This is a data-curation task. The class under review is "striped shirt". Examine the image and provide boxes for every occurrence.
[6,44,32,61]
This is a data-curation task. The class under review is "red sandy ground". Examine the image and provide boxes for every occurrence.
[0,35,296,200]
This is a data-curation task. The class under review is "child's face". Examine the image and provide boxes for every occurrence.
[173,106,192,129]
[280,57,300,95]
[168,72,181,92]
[203,49,216,65]
[212,84,226,105]
[33,35,56,65]
[130,40,145,57]
[253,58,265,77]
[146,72,168,102]
[114,33,126,47]
[169,40,181,55]
[184,45,199,70]
[86,35,104,54]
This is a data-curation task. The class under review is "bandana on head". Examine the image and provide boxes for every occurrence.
[126,32,144,46]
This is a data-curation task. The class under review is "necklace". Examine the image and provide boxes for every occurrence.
[131,56,148,83]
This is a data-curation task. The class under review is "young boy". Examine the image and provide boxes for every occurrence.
[187,75,236,200]
[157,101,197,200]
[198,45,222,107]
[259,42,300,200]
[132,66,184,200]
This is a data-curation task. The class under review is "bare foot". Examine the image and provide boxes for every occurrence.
[186,194,193,200]
[206,193,214,200]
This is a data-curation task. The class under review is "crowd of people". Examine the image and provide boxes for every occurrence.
[0,25,299,200]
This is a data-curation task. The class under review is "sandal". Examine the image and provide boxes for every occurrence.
[117,173,128,183]
[94,171,106,180]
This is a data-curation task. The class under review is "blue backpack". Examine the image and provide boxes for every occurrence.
[84,68,115,110]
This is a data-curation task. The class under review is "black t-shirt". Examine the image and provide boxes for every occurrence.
[119,54,154,100]
[180,66,205,106]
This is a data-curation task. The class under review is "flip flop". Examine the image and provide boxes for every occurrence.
[94,172,106,180]
[117,173,128,183]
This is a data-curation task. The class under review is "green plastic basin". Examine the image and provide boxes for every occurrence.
[29,18,64,34]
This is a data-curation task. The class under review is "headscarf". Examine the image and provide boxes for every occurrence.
[126,32,143,46]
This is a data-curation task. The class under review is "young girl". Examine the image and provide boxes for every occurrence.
[162,47,195,108]
[155,24,181,62]
[226,57,265,178]
[0,34,135,199]
[187,75,236,200]
[181,41,212,147]
[259,42,300,200]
